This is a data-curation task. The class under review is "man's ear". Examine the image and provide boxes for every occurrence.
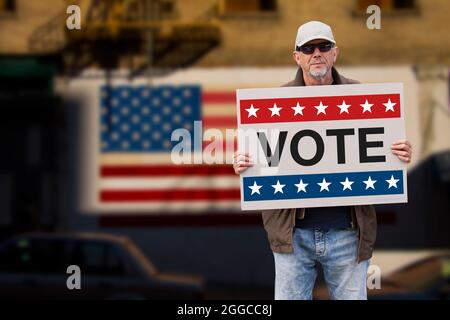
[333,47,339,63]
[293,51,300,64]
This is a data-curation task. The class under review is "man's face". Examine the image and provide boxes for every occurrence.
[293,39,339,79]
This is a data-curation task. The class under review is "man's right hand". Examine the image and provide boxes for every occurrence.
[233,151,254,174]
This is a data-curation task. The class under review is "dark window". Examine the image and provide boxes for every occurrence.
[260,0,276,11]
[222,0,277,13]
[393,0,415,9]
[160,0,174,14]
[0,0,15,12]
[71,241,126,276]
[356,0,416,12]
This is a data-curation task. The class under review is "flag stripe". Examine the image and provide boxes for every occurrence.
[203,116,237,128]
[101,189,241,201]
[95,201,241,212]
[203,104,237,117]
[202,92,236,104]
[100,152,236,165]
[100,177,240,189]
[101,164,236,177]
[202,139,237,151]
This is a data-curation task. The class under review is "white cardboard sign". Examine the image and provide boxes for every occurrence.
[236,83,408,211]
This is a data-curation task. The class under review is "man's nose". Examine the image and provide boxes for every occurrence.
[312,47,322,58]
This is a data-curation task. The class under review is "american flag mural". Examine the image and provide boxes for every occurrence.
[96,83,241,213]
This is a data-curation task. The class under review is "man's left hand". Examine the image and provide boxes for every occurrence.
[391,139,412,164]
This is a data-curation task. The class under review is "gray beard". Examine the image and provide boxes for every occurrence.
[309,67,329,79]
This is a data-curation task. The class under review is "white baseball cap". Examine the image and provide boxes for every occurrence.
[295,21,336,50]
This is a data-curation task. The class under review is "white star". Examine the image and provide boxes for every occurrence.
[294,179,308,193]
[291,102,305,116]
[360,99,374,113]
[386,175,399,189]
[337,100,351,114]
[383,99,396,112]
[248,181,262,195]
[340,177,354,191]
[271,180,286,194]
[268,103,282,117]
[245,104,259,118]
[315,101,328,115]
[317,178,331,192]
[363,176,377,190]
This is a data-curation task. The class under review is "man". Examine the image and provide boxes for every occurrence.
[233,21,412,300]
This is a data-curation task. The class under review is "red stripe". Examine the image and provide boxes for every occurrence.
[203,92,236,104]
[240,93,401,124]
[100,189,240,201]
[202,139,237,151]
[101,164,235,177]
[203,116,237,128]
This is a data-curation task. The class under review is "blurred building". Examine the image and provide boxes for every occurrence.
[1,0,449,158]
[0,0,449,292]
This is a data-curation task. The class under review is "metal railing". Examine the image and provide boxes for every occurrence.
[27,0,221,72]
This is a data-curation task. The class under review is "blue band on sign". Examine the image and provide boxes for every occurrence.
[243,170,403,201]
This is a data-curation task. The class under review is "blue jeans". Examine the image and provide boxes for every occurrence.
[273,228,369,300]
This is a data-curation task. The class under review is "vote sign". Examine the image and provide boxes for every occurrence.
[236,83,408,211]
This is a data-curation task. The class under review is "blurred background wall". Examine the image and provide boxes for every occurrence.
[0,0,449,297]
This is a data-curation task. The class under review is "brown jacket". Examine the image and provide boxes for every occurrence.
[261,66,377,263]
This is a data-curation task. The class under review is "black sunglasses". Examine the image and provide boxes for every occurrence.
[297,42,335,55]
